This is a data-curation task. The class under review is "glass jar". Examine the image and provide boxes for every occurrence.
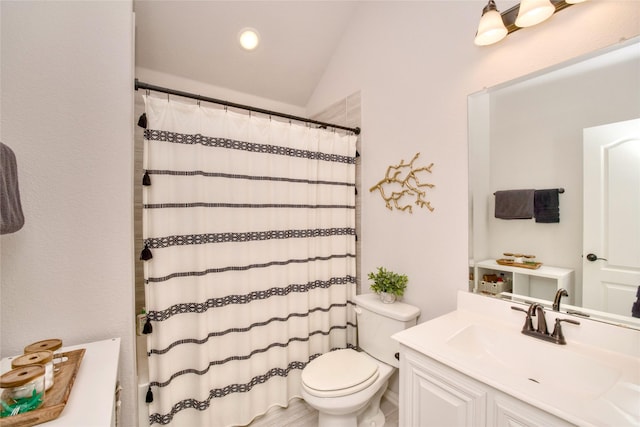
[0,365,45,417]
[23,338,62,354]
[12,351,54,391]
[24,339,63,372]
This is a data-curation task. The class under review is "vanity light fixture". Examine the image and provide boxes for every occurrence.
[474,0,508,46]
[239,28,260,51]
[474,0,585,46]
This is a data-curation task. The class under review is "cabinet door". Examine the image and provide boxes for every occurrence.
[401,350,487,427]
[490,393,574,427]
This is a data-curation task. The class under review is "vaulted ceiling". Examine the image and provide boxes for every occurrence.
[134,1,359,107]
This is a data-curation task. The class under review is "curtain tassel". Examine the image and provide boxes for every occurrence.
[140,243,153,261]
[145,385,154,403]
[138,113,148,129]
[142,170,151,186]
[142,316,153,334]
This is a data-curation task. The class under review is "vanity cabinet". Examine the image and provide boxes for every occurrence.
[489,393,573,427]
[474,259,574,304]
[399,346,573,427]
[400,348,487,426]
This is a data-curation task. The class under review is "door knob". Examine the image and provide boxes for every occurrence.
[586,253,607,262]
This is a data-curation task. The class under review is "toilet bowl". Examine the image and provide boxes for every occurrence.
[300,293,421,427]
[300,349,394,427]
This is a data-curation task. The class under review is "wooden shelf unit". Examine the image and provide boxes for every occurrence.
[474,259,574,304]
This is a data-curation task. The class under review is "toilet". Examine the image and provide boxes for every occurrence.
[300,293,420,427]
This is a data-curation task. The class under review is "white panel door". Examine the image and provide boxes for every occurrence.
[583,118,640,316]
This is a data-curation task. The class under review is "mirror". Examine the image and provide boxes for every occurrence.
[468,36,640,327]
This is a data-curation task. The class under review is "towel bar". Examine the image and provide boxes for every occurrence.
[493,188,564,195]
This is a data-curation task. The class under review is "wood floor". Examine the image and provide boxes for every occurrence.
[248,396,399,427]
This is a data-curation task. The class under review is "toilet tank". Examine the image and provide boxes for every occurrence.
[353,293,421,368]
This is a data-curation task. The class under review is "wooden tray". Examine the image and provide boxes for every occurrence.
[496,258,543,269]
[1,349,85,427]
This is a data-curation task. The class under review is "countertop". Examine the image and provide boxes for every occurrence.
[1,337,121,427]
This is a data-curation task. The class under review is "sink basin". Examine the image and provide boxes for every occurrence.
[446,323,622,399]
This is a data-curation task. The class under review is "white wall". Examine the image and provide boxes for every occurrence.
[0,1,136,426]
[306,1,640,323]
[136,67,308,118]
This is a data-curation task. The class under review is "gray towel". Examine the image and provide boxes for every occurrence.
[494,189,535,219]
[1,142,25,234]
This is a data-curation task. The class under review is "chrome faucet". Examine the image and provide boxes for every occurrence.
[553,288,569,311]
[512,303,580,345]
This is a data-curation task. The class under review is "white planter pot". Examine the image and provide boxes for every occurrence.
[379,292,397,304]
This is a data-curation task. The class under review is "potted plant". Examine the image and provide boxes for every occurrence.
[368,267,408,303]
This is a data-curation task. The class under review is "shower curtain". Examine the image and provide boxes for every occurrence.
[141,96,357,426]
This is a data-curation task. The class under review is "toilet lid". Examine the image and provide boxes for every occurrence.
[302,349,379,395]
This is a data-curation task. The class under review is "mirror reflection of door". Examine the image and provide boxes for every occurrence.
[583,118,640,316]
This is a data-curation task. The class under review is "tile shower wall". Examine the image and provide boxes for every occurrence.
[311,92,362,293]
[134,94,146,315]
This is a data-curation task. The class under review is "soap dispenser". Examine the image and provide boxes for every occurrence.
[136,308,147,336]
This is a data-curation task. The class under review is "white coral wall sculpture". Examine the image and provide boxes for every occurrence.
[369,152,435,214]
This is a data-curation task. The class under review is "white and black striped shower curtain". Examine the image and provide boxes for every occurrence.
[141,96,357,426]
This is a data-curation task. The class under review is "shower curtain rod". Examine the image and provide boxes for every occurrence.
[135,79,361,135]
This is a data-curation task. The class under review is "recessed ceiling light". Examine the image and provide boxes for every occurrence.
[239,28,260,51]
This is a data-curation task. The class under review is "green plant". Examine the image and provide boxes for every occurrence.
[368,267,408,297]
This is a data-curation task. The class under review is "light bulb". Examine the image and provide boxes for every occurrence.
[474,0,508,46]
[515,0,556,27]
[239,28,259,51]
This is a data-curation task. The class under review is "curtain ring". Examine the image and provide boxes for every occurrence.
[145,89,150,96]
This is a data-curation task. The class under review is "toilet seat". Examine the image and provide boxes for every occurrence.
[301,349,379,397]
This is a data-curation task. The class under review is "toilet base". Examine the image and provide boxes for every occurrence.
[314,380,388,427]
[318,412,359,427]
[356,381,386,427]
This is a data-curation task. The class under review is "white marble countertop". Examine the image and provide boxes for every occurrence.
[393,292,640,427]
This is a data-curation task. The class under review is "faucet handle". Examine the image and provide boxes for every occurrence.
[551,318,580,345]
[511,306,535,332]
